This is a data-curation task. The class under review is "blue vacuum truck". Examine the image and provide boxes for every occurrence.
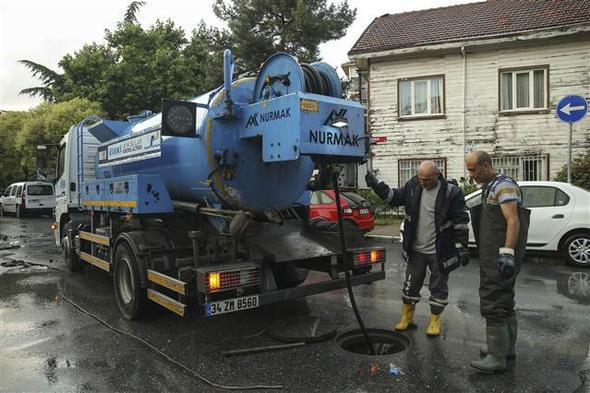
[47,50,385,319]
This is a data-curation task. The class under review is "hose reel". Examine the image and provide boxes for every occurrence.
[253,53,343,102]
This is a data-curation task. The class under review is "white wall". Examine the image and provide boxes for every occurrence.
[368,34,590,187]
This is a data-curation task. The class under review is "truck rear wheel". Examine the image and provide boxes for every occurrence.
[62,222,83,272]
[114,242,148,320]
[272,263,309,289]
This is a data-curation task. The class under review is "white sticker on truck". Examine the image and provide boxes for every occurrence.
[98,129,161,167]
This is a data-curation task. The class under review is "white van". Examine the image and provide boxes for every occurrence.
[0,181,55,218]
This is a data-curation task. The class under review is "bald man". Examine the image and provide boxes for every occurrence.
[465,150,530,373]
[366,161,470,336]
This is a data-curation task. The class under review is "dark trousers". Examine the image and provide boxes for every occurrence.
[401,250,449,314]
[479,254,518,327]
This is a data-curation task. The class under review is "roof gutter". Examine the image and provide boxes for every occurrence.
[348,23,590,60]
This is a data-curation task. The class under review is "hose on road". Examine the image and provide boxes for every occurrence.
[60,293,283,390]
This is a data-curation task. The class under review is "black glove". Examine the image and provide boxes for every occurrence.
[365,172,389,200]
[365,172,379,188]
[497,248,516,280]
[456,245,470,267]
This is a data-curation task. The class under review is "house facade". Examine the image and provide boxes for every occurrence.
[348,0,590,187]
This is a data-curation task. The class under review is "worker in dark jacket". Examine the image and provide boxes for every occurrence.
[366,161,470,336]
[465,150,530,373]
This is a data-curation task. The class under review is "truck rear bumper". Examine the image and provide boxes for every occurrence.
[259,270,385,306]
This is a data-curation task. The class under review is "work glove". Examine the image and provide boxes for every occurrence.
[456,244,470,267]
[497,248,516,280]
[365,172,389,200]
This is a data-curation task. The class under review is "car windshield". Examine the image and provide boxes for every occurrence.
[27,185,53,196]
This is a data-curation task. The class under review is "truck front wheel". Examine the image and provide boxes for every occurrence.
[62,222,83,272]
[113,242,148,320]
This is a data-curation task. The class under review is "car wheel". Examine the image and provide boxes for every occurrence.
[113,242,148,320]
[563,233,590,268]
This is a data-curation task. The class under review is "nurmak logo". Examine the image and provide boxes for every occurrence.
[245,107,291,128]
[323,109,348,126]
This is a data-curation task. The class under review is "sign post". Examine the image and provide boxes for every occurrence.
[556,95,588,183]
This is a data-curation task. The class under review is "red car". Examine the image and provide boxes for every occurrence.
[309,190,375,232]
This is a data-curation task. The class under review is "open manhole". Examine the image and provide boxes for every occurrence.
[337,329,411,355]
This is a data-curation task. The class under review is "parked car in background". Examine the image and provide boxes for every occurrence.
[309,190,375,232]
[0,181,55,218]
[400,181,590,267]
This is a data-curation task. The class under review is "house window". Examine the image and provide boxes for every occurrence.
[398,158,447,186]
[492,154,548,181]
[398,75,444,118]
[499,66,548,111]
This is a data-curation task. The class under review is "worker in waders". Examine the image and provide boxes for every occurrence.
[366,161,470,336]
[465,150,530,373]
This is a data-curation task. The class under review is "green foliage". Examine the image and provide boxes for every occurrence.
[17,60,64,102]
[553,153,590,190]
[213,0,356,72]
[14,98,105,181]
[357,188,396,217]
[0,111,30,188]
[459,176,479,195]
[20,1,356,120]
[58,19,216,119]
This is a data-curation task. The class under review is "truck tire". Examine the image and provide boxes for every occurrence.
[272,263,309,289]
[113,242,148,320]
[62,222,83,272]
[562,232,590,268]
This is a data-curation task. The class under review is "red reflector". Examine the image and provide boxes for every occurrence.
[358,252,367,264]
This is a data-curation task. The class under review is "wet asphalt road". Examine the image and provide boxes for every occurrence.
[1,215,589,393]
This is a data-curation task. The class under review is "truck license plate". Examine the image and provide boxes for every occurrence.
[205,295,259,317]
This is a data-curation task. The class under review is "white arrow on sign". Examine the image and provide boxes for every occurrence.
[559,102,586,116]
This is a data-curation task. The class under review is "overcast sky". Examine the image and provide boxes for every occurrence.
[0,0,478,112]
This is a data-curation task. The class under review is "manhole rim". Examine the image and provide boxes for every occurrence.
[335,327,412,357]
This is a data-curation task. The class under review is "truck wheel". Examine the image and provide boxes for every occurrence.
[114,242,148,320]
[272,262,309,289]
[62,223,83,272]
[562,233,590,268]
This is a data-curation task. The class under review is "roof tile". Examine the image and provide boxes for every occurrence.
[349,0,590,55]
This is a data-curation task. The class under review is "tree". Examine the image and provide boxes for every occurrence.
[19,1,356,120]
[0,111,30,188]
[17,60,64,102]
[15,98,105,180]
[124,1,146,24]
[212,0,356,72]
[554,153,590,190]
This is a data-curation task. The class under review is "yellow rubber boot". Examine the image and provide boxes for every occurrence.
[395,303,416,331]
[426,314,441,336]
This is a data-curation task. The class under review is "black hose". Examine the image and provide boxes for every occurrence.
[301,64,330,96]
[331,171,375,355]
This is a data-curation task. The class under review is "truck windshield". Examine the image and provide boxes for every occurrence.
[27,185,54,195]
[57,142,66,179]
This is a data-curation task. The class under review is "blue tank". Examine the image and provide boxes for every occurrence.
[92,52,364,216]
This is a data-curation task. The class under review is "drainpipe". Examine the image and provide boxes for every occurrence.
[461,46,467,178]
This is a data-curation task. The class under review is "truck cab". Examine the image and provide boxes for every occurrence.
[53,124,100,246]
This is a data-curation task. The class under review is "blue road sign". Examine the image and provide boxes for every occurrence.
[556,95,588,123]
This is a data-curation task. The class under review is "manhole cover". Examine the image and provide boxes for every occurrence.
[337,329,411,355]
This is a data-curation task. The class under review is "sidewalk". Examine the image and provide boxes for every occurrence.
[366,223,400,239]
